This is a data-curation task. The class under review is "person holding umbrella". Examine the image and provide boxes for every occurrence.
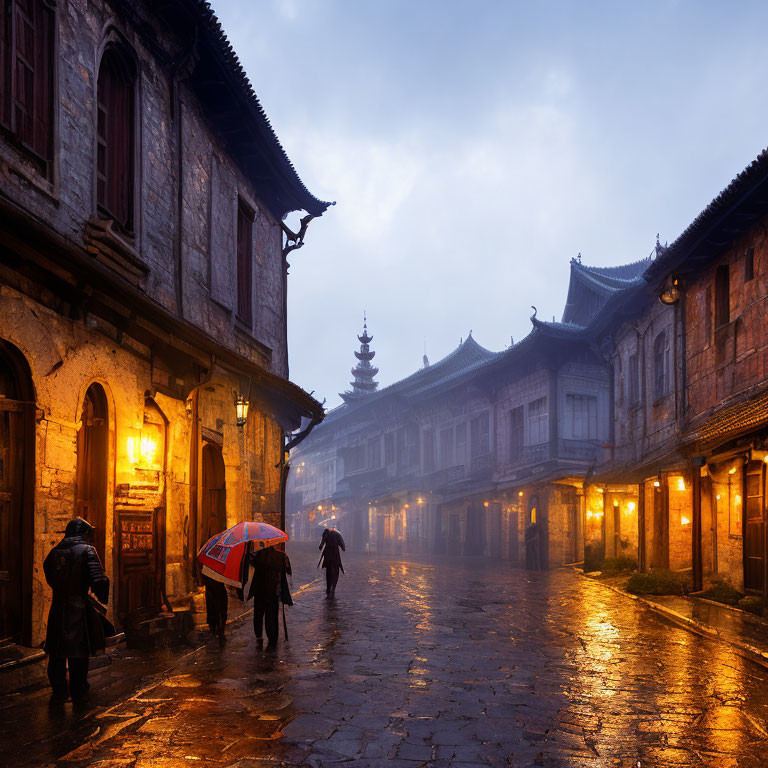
[319,527,345,599]
[202,572,228,646]
[43,517,110,702]
[197,521,291,650]
[247,543,292,649]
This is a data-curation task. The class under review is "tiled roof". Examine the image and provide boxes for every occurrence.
[320,335,500,426]
[562,258,649,325]
[180,1,331,216]
[645,146,768,284]
[685,386,768,447]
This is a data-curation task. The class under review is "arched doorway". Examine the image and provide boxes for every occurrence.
[76,384,109,564]
[200,441,226,561]
[0,340,34,644]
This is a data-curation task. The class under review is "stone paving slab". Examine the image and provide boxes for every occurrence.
[2,547,768,767]
[585,573,768,669]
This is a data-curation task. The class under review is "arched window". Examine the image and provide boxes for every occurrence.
[97,44,136,232]
[653,331,668,400]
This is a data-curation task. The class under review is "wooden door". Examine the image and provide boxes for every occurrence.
[76,385,108,564]
[743,461,764,592]
[201,442,226,547]
[0,341,34,644]
[0,406,25,642]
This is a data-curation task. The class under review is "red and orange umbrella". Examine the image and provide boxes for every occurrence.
[197,521,288,587]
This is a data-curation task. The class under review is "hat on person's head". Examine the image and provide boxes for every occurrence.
[65,517,95,537]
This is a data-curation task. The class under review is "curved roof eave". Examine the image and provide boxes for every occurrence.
[187,1,331,217]
[645,146,768,285]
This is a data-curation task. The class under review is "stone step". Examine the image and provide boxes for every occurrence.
[123,609,196,651]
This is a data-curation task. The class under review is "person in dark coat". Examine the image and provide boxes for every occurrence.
[202,573,228,646]
[43,517,109,701]
[319,528,345,599]
[248,545,291,649]
[525,522,541,571]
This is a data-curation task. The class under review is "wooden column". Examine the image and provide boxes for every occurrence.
[638,482,646,571]
[692,466,703,592]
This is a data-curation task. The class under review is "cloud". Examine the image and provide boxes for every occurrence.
[211,0,768,409]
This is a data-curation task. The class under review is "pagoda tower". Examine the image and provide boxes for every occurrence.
[340,315,379,403]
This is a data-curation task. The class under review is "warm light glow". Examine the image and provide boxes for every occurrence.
[586,510,594,520]
[331,514,336,520]
[417,497,424,505]
[764,456,768,464]
[735,495,742,505]
[596,487,604,494]
[681,515,691,525]
[483,501,490,508]
[676,477,686,491]
[317,505,323,511]
[235,395,249,427]
[716,494,722,500]
[531,508,537,523]
[729,467,737,475]
[127,436,139,465]
[613,499,619,507]
[627,502,636,512]
[140,437,157,466]
[331,505,337,511]
[404,503,409,509]
[653,480,661,487]
[518,491,524,497]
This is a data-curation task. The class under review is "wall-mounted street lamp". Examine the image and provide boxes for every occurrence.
[659,274,681,305]
[235,394,249,427]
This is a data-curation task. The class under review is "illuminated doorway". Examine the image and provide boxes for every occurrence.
[76,384,109,564]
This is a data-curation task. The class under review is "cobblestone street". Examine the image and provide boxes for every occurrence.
[3,546,768,768]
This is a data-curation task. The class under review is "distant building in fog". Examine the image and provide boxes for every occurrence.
[287,258,647,566]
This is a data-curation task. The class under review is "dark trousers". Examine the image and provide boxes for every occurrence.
[325,564,340,596]
[253,594,279,645]
[47,655,89,698]
[203,576,228,634]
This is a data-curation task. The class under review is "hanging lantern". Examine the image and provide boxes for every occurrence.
[235,394,249,427]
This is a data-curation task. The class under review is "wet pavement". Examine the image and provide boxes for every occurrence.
[2,546,768,768]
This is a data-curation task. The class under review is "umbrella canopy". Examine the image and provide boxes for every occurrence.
[197,521,288,587]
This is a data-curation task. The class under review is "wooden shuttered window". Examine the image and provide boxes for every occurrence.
[0,0,54,176]
[236,200,254,325]
[97,47,135,232]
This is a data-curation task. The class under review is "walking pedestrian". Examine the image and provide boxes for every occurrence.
[202,573,228,646]
[525,521,541,570]
[319,527,345,599]
[248,545,291,649]
[43,517,109,702]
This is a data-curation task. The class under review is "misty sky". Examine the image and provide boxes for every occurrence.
[213,0,768,410]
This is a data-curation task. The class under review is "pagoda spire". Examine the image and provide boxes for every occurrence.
[340,313,379,403]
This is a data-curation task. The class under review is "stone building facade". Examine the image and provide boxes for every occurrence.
[287,260,643,569]
[644,152,768,604]
[289,145,768,618]
[0,0,327,647]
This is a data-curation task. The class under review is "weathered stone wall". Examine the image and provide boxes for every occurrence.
[610,298,681,468]
[685,214,768,415]
[0,2,298,644]
[3,282,285,643]
[0,1,286,375]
